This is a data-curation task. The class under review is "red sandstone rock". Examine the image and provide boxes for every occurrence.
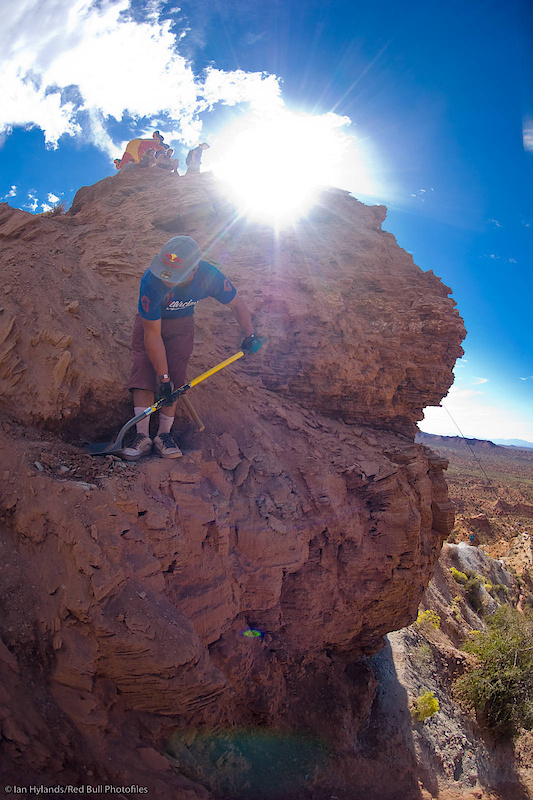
[0,172,465,796]
[494,498,533,517]
[0,172,464,438]
[465,513,492,536]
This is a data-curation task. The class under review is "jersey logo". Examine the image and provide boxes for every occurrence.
[141,295,150,312]
[223,278,233,292]
[163,252,182,267]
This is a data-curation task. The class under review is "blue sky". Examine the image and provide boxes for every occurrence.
[1,0,532,442]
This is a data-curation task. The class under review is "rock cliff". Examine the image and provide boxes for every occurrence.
[0,170,465,798]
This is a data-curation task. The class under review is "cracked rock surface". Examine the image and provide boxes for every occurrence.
[0,172,465,797]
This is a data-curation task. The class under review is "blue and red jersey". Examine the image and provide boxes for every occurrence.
[138,260,237,321]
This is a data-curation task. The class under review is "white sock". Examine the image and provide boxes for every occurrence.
[134,409,151,438]
[157,413,174,435]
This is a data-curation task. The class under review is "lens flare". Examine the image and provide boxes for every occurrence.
[210,109,376,228]
[242,628,263,638]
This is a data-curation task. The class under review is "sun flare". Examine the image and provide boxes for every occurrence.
[210,110,376,227]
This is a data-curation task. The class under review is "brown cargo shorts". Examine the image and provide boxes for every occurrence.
[128,314,195,393]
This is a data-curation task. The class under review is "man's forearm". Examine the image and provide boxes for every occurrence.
[229,296,254,337]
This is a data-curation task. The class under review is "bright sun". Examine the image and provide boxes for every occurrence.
[209,110,376,227]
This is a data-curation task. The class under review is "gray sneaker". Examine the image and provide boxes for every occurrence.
[153,432,182,459]
[120,433,153,461]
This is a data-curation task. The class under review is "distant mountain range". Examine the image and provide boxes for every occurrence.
[492,438,533,450]
[416,432,533,451]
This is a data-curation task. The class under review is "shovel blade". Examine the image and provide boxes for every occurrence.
[83,440,124,456]
[83,350,245,457]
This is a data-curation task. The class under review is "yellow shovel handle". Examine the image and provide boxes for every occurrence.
[189,350,244,388]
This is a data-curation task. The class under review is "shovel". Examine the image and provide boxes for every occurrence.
[84,349,244,456]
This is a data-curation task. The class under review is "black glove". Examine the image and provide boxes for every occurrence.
[157,378,174,406]
[241,333,265,354]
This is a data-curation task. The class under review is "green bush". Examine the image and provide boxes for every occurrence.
[485,582,509,601]
[464,573,483,614]
[451,567,468,585]
[450,595,463,623]
[411,691,439,722]
[412,641,433,669]
[454,606,533,739]
[415,609,441,629]
[41,201,66,216]
[450,567,484,613]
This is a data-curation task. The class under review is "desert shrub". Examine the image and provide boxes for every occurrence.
[42,201,66,216]
[464,573,483,614]
[411,691,439,722]
[451,568,484,613]
[454,606,533,739]
[450,595,463,623]
[451,567,468,585]
[415,609,441,630]
[412,641,434,669]
[485,582,509,601]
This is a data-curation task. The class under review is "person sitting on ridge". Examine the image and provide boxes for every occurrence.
[122,235,264,461]
[136,148,156,168]
[114,132,168,170]
[153,130,170,150]
[185,142,210,174]
[155,148,179,173]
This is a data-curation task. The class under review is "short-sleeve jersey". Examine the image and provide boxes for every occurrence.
[138,260,237,321]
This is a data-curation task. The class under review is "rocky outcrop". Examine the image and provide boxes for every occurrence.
[0,171,464,437]
[464,513,491,536]
[494,498,533,518]
[0,171,465,797]
[416,434,499,451]
[384,544,532,800]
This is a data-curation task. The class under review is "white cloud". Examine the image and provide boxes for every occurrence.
[523,117,533,152]
[481,253,517,265]
[420,382,533,442]
[470,377,488,385]
[409,187,434,202]
[488,218,502,227]
[25,192,38,212]
[202,68,283,115]
[21,189,59,212]
[520,375,533,381]
[2,185,17,199]
[0,0,294,156]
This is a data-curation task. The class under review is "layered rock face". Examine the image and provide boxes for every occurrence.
[0,171,465,797]
[0,170,463,437]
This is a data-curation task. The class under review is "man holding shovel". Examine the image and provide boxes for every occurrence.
[122,235,263,461]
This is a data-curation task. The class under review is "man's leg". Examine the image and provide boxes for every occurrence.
[132,388,155,437]
[152,318,194,459]
[152,394,182,459]
[124,316,193,460]
[120,388,154,460]
[122,319,158,461]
